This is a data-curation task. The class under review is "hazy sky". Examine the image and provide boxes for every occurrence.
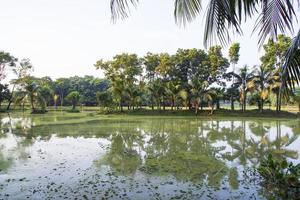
[0,0,298,79]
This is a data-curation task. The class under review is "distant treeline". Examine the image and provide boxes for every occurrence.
[1,34,300,114]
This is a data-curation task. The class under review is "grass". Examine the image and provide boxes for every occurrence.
[1,104,299,120]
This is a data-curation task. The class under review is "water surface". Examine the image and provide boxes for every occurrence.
[0,113,299,199]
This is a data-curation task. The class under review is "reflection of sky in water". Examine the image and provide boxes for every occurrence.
[0,115,299,199]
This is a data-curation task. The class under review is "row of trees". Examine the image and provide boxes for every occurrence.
[95,35,299,114]
[0,52,108,112]
[0,35,299,114]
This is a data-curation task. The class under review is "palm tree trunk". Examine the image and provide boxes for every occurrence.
[151,95,154,111]
[243,92,246,112]
[276,92,279,113]
[260,99,264,113]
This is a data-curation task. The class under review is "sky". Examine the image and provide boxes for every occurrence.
[0,0,298,80]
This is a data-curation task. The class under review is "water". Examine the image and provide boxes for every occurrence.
[0,113,299,199]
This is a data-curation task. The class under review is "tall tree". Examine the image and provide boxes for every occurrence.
[251,65,273,112]
[228,43,240,110]
[66,91,81,110]
[143,53,160,110]
[260,35,291,112]
[7,58,33,110]
[227,65,254,112]
[95,53,142,111]
[0,51,16,82]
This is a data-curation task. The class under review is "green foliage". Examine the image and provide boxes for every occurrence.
[96,91,112,108]
[0,84,10,107]
[228,43,240,64]
[0,51,17,81]
[66,91,81,110]
[258,154,300,199]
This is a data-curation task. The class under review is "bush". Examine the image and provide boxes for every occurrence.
[257,154,300,199]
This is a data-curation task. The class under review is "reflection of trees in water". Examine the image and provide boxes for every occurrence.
[247,121,298,163]
[100,124,144,175]
[1,116,299,191]
[0,115,35,172]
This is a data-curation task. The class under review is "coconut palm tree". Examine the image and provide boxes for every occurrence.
[227,65,255,112]
[166,81,181,111]
[190,80,216,115]
[251,66,273,112]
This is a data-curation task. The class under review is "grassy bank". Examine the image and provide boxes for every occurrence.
[1,105,299,120]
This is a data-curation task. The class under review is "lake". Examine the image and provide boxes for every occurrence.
[0,113,299,199]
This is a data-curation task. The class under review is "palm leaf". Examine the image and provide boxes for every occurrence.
[174,0,202,25]
[282,29,300,91]
[110,0,139,22]
[254,0,296,46]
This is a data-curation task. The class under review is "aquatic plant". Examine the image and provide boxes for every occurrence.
[258,154,300,199]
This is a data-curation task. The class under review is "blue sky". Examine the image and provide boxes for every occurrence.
[0,0,298,79]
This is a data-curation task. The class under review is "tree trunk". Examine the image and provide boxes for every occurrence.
[216,100,220,110]
[60,92,64,111]
[30,98,35,112]
[151,96,154,111]
[243,97,246,112]
[210,102,214,115]
[231,96,234,110]
[6,84,16,111]
[260,99,264,113]
[276,92,279,113]
[120,99,123,112]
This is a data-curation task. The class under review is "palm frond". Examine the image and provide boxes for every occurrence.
[254,0,296,46]
[204,0,239,46]
[110,0,139,22]
[174,0,202,25]
[282,29,300,90]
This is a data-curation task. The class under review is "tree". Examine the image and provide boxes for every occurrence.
[55,78,70,109]
[96,91,112,109]
[0,51,16,82]
[66,91,81,110]
[0,84,10,108]
[110,0,300,92]
[251,65,273,112]
[53,94,59,110]
[143,53,160,110]
[227,65,254,112]
[260,35,292,112]
[166,80,181,111]
[228,43,240,110]
[38,85,53,112]
[7,58,33,110]
[95,53,142,111]
[22,77,39,112]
